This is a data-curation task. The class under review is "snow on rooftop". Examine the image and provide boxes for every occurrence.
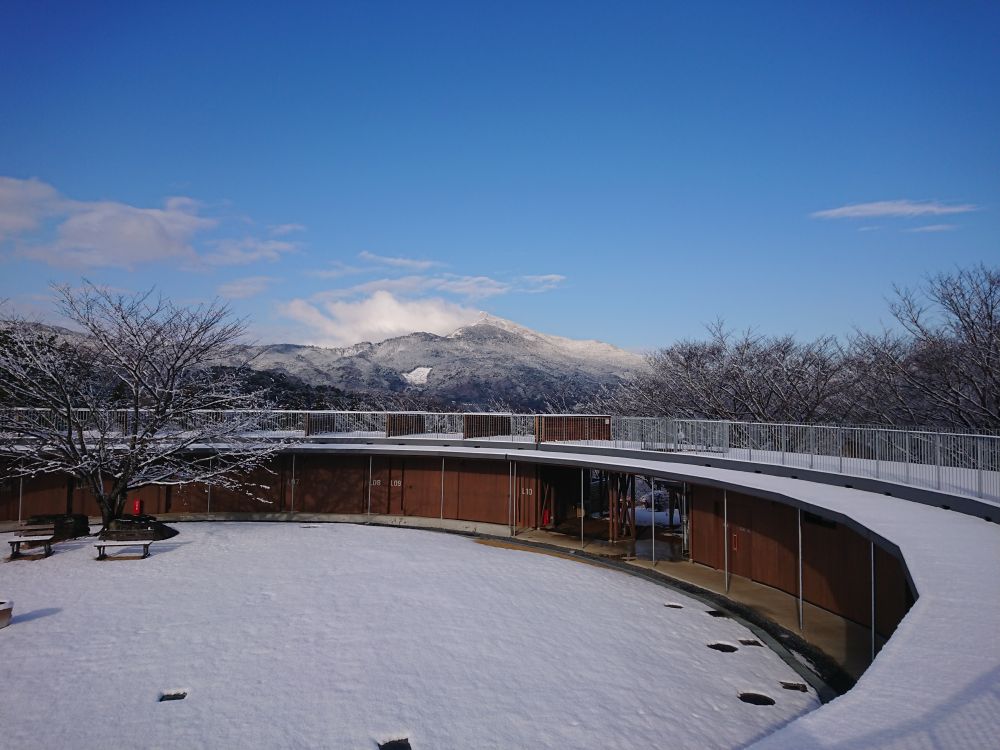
[0,522,817,748]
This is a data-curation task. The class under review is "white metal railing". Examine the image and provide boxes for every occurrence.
[2,408,997,501]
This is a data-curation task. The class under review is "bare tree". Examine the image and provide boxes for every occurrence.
[591,321,858,423]
[0,283,285,528]
[852,264,1000,429]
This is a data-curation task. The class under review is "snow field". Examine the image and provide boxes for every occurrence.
[0,523,818,749]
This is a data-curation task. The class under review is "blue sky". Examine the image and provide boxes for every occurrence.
[1,1,997,350]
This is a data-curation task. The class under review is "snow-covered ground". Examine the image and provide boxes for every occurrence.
[0,523,817,749]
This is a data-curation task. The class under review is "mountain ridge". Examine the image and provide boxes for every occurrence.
[232,313,644,409]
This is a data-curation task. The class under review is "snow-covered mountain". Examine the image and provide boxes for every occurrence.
[235,313,645,409]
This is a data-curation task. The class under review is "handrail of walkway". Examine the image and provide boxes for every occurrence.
[4,408,999,502]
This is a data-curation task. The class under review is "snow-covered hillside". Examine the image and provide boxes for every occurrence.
[233,313,646,409]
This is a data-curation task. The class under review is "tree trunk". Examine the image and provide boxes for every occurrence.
[99,490,128,530]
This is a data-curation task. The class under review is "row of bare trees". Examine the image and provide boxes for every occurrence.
[591,265,1000,431]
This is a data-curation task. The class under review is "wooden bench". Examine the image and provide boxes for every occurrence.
[94,539,156,560]
[17,524,56,537]
[9,535,55,559]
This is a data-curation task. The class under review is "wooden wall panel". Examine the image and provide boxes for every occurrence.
[750,498,798,595]
[463,414,512,439]
[171,483,208,513]
[296,455,367,514]
[455,458,509,524]
[402,457,441,518]
[535,415,612,443]
[689,484,723,569]
[386,414,426,437]
[209,462,284,513]
[441,458,461,520]
[875,546,911,640]
[802,516,872,627]
[369,456,392,514]
[74,483,167,518]
[0,476,17,521]
[19,473,70,517]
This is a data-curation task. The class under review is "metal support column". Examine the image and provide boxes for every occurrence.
[797,508,804,631]
[870,540,876,663]
[512,461,518,535]
[508,461,513,535]
[440,457,445,519]
[290,454,296,513]
[723,490,729,593]
[580,468,585,545]
[681,483,689,558]
[367,455,372,516]
[649,477,655,565]
[18,476,23,523]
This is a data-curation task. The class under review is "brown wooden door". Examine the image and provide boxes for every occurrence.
[728,498,753,578]
[514,462,538,529]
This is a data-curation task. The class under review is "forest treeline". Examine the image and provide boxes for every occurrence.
[589,265,1000,431]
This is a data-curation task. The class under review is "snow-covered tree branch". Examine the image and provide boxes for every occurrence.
[0,283,285,528]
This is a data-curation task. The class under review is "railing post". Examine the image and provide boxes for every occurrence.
[977,437,984,498]
[875,429,880,479]
[936,434,942,490]
[781,424,786,466]
[934,433,941,489]
[905,431,910,484]
[809,426,815,470]
[839,427,844,474]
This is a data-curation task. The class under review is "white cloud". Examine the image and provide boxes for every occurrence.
[519,274,566,293]
[308,261,366,279]
[268,223,306,237]
[316,273,517,301]
[810,199,979,220]
[0,176,65,240]
[0,175,302,270]
[278,290,479,347]
[217,275,277,299]
[315,275,436,300]
[436,274,511,298]
[358,250,442,270]
[905,224,958,233]
[20,198,215,269]
[202,237,296,266]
